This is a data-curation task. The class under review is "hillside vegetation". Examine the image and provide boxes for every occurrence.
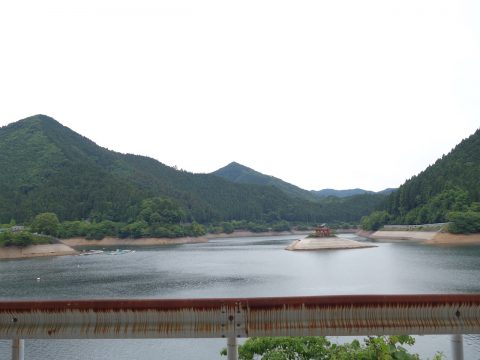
[214,162,395,200]
[213,162,317,201]
[0,115,385,236]
[361,128,480,233]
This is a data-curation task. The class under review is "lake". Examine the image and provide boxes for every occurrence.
[1,234,480,359]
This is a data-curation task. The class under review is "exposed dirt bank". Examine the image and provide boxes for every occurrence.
[0,244,78,260]
[61,236,209,247]
[62,231,310,247]
[357,230,480,245]
[368,231,437,241]
[425,233,480,245]
[1,230,311,260]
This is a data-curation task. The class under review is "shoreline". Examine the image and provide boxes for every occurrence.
[4,229,478,260]
[0,230,309,260]
[425,233,480,245]
[60,236,209,247]
[0,244,78,260]
[357,230,480,245]
[62,230,310,247]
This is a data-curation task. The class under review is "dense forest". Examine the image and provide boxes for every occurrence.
[213,161,318,201]
[361,128,480,233]
[213,161,395,200]
[0,115,387,240]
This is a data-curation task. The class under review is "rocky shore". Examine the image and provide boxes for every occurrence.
[0,230,309,260]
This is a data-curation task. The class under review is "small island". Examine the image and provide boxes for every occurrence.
[286,225,376,251]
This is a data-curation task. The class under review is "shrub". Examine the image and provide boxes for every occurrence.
[447,211,480,234]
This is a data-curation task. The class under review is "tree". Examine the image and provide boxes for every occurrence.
[447,211,480,234]
[138,197,186,225]
[221,222,235,234]
[221,336,443,360]
[30,212,60,236]
[360,211,390,231]
[188,221,206,236]
[119,220,148,238]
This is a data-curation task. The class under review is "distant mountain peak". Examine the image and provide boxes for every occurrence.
[2,114,65,134]
[18,114,57,123]
[228,161,242,166]
[311,188,374,198]
[220,161,253,171]
[212,162,393,202]
[212,162,317,201]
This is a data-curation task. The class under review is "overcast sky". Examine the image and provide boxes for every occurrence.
[0,0,479,191]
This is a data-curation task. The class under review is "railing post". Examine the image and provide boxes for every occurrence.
[451,334,464,360]
[12,339,24,360]
[227,336,238,360]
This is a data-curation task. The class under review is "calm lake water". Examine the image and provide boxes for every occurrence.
[1,234,480,359]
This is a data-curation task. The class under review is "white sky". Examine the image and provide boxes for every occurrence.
[0,0,479,191]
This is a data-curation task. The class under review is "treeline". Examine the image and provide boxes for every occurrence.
[25,199,207,240]
[58,219,298,240]
[4,209,359,247]
[5,198,306,245]
[360,128,480,233]
[0,231,53,247]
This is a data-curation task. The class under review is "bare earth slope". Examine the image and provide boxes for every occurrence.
[0,244,77,260]
[360,230,480,245]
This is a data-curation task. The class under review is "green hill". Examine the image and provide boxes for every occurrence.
[0,115,290,223]
[212,162,316,201]
[0,115,383,226]
[361,128,480,232]
[212,162,389,223]
[213,162,395,200]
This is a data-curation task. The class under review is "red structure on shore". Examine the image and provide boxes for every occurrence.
[314,224,331,237]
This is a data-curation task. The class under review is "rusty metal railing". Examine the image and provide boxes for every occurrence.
[1,294,480,360]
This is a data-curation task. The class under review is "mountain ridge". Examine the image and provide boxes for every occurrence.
[212,161,396,199]
[212,161,316,201]
[0,115,384,225]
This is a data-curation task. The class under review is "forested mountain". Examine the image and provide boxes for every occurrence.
[0,115,291,223]
[361,128,480,231]
[213,162,394,200]
[0,115,383,226]
[212,162,316,201]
